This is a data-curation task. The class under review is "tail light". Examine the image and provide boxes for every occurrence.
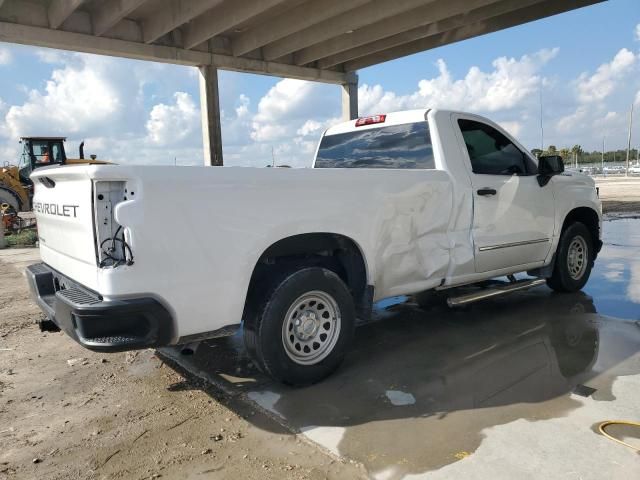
[93,181,134,268]
[355,114,386,127]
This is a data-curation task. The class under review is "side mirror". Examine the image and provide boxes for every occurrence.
[537,155,564,186]
[538,155,564,175]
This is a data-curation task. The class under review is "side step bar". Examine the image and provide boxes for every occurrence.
[447,278,547,307]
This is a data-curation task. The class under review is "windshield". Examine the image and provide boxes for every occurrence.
[18,144,31,170]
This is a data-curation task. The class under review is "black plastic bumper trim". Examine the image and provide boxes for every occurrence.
[26,262,174,352]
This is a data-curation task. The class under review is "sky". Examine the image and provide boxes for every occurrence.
[0,0,638,168]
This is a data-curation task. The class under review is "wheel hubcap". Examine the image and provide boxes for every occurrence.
[567,235,588,280]
[282,290,341,365]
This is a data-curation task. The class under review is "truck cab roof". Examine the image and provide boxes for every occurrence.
[324,108,517,138]
[325,109,431,136]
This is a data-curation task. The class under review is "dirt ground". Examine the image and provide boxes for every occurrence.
[595,176,640,214]
[0,261,365,480]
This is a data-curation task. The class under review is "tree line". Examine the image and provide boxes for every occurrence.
[530,145,639,165]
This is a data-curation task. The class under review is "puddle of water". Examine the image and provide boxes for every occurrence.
[583,218,640,319]
[161,218,640,478]
[385,390,416,406]
[247,391,281,412]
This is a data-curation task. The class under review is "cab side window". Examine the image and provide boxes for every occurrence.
[51,143,63,162]
[458,119,535,175]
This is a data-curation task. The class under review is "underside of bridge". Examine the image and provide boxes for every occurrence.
[0,0,603,165]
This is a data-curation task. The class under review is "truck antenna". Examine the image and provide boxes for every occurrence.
[539,87,544,151]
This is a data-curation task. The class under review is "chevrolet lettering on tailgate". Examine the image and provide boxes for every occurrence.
[33,202,79,218]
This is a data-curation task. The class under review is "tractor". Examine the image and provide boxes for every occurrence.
[0,137,107,212]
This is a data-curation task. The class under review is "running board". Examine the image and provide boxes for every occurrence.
[447,278,547,307]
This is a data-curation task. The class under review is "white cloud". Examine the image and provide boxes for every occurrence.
[359,48,558,115]
[0,50,204,166]
[635,23,640,41]
[235,94,250,118]
[556,106,589,133]
[251,79,316,142]
[576,48,637,103]
[4,54,137,139]
[554,41,640,149]
[497,121,523,138]
[242,49,558,165]
[628,262,640,303]
[0,47,12,65]
[296,119,323,137]
[34,49,70,64]
[146,92,200,146]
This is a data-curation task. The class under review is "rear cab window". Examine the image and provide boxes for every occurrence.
[315,121,435,169]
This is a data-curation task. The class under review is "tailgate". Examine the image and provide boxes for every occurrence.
[32,167,97,266]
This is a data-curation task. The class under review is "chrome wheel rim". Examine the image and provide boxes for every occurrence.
[567,235,588,280]
[282,290,341,365]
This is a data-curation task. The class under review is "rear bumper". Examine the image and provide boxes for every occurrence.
[26,262,174,352]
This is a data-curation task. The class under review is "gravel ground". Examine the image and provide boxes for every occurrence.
[0,260,365,480]
[595,177,640,214]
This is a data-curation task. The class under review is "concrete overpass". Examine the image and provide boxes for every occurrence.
[0,0,603,165]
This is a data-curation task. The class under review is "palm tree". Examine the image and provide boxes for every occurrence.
[571,145,583,168]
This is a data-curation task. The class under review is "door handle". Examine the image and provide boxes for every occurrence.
[477,188,497,196]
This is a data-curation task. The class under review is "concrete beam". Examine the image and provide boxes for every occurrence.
[344,0,600,71]
[183,0,286,50]
[48,0,85,29]
[0,1,6,10]
[317,0,542,69]
[209,53,347,84]
[231,0,370,57]
[93,0,148,36]
[0,21,348,84]
[142,0,223,44]
[342,74,359,121]
[301,0,496,67]
[264,0,432,62]
[199,65,223,166]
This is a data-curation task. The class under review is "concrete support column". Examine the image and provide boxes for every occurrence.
[198,65,223,166]
[341,72,358,121]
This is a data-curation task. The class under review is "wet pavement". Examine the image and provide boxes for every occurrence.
[160,218,640,479]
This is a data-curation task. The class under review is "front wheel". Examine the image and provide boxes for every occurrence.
[243,267,356,386]
[547,222,594,292]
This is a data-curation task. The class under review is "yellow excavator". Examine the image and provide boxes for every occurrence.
[0,137,108,212]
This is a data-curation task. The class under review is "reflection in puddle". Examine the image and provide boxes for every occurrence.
[385,390,416,406]
[584,218,640,318]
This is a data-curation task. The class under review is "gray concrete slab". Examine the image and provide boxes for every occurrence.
[161,218,640,479]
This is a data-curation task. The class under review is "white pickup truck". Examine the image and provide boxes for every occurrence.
[26,109,602,385]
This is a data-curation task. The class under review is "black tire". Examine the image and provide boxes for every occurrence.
[546,222,594,292]
[243,267,356,386]
[549,318,598,378]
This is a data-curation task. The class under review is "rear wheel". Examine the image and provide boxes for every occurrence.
[243,266,355,386]
[547,222,593,292]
